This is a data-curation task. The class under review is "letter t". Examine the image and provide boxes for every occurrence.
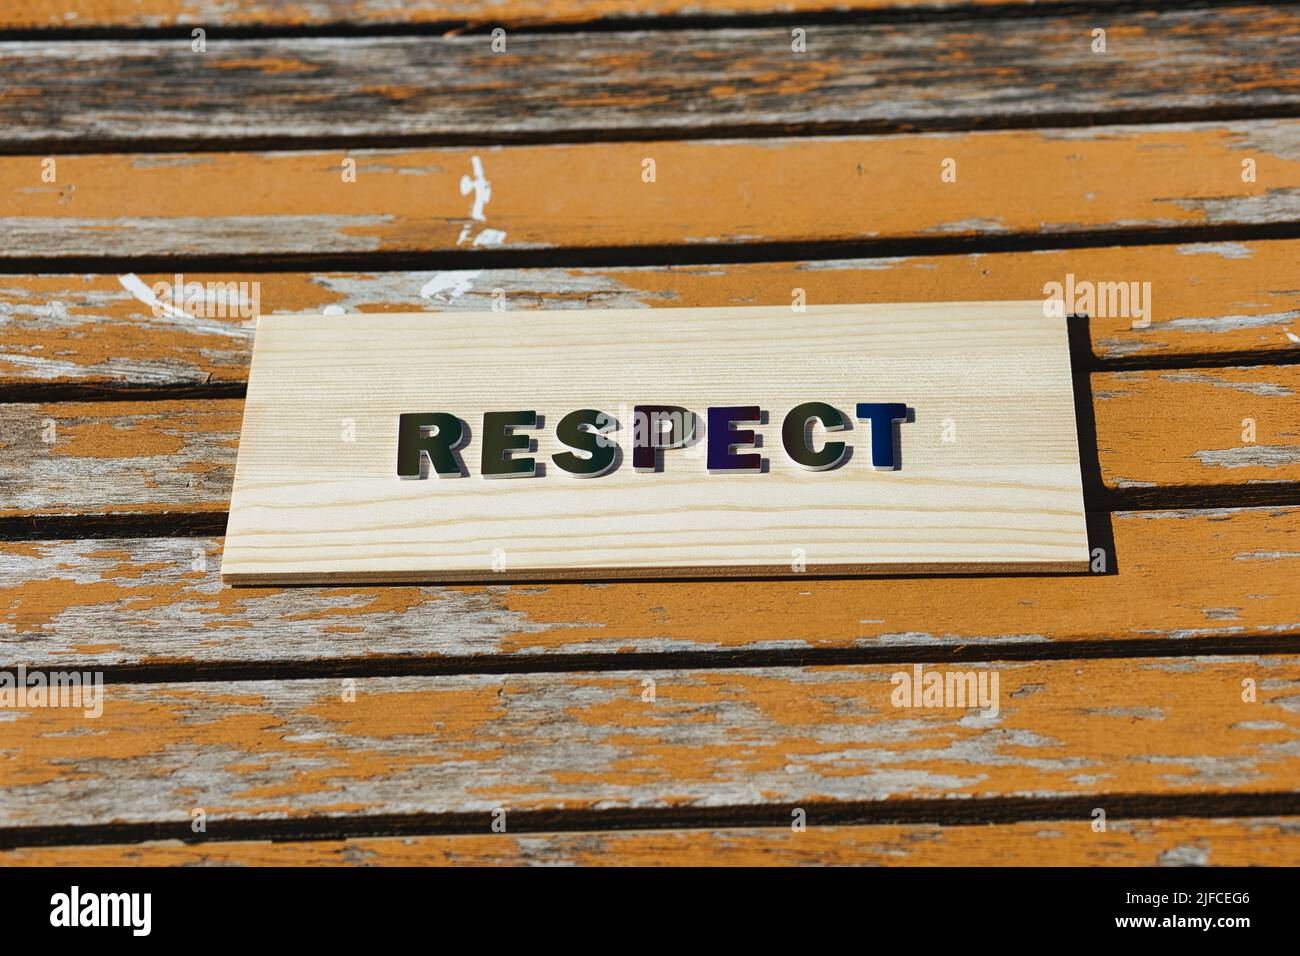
[855,403,909,469]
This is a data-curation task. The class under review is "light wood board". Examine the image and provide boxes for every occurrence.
[222,303,1088,583]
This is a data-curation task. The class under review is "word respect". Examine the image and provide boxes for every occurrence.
[398,402,909,478]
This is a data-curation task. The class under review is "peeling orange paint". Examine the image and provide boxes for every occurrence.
[2,660,1297,822]
[4,126,1299,256]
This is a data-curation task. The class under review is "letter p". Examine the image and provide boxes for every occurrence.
[632,405,697,472]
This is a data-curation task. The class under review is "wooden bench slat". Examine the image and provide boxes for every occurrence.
[2,400,238,519]
[3,365,1295,522]
[5,8,1298,148]
[5,818,1299,865]
[2,657,1297,829]
[2,507,1297,668]
[6,122,1299,258]
[2,0,1128,32]
[1095,366,1300,489]
[4,242,1299,394]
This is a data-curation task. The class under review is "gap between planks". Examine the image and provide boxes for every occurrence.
[7,811,1300,863]
[7,634,1300,688]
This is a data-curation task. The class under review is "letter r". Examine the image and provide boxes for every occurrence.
[397,413,465,478]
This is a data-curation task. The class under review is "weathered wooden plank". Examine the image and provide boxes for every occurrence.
[3,365,1295,523]
[0,400,239,519]
[1095,366,1300,490]
[1,657,1296,828]
[5,818,1299,866]
[1,0,1121,32]
[3,242,1299,393]
[2,507,1297,668]
[7,122,1300,257]
[4,8,1298,147]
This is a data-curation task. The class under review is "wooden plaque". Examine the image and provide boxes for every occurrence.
[222,303,1089,583]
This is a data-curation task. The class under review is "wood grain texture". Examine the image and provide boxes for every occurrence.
[6,122,1300,258]
[5,818,1299,866]
[4,242,1298,393]
[4,8,1299,148]
[1,657,1296,829]
[2,506,1297,668]
[4,366,1295,524]
[0,0,1123,31]
[222,304,1087,582]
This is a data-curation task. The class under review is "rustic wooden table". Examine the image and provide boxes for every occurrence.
[1,0,1299,866]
